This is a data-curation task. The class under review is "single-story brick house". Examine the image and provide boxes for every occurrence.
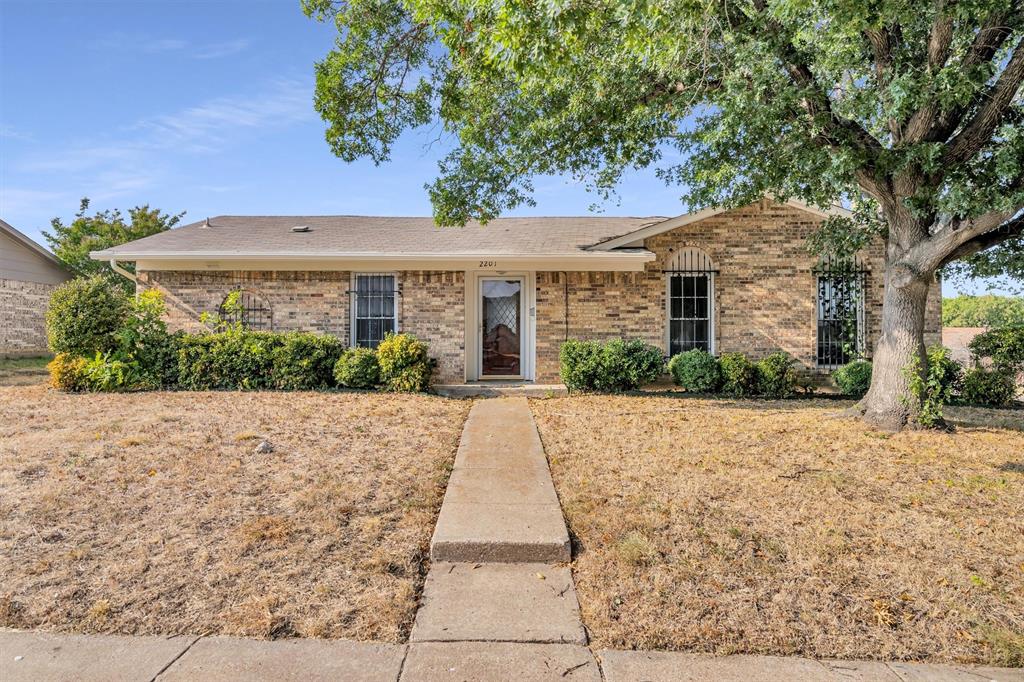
[91,199,941,384]
[1,219,72,358]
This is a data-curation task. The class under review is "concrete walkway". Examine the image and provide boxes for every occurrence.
[3,398,1023,681]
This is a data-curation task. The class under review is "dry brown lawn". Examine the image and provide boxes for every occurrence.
[531,395,1024,666]
[0,385,470,642]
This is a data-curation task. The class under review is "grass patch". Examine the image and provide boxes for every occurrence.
[532,395,1024,665]
[0,386,470,642]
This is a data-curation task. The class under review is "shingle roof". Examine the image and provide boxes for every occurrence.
[91,215,668,258]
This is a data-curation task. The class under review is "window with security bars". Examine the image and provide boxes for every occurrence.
[352,273,397,348]
[816,262,866,369]
[668,274,712,355]
[219,290,272,331]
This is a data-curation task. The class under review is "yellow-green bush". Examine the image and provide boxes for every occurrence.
[48,353,88,392]
[377,332,435,392]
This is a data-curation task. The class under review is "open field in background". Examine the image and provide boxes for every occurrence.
[532,395,1024,666]
[0,386,470,642]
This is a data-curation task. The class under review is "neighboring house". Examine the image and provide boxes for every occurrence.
[1,219,71,358]
[90,199,942,384]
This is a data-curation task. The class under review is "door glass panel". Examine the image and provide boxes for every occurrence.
[481,279,522,376]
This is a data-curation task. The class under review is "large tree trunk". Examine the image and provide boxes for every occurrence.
[860,264,932,431]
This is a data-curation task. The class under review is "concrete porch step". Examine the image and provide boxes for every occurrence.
[434,383,567,398]
[409,563,586,645]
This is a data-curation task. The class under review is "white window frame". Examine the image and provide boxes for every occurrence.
[350,272,399,348]
[664,272,716,356]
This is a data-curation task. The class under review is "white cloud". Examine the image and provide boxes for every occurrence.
[134,78,313,151]
[8,79,315,218]
[91,33,249,59]
[194,39,251,60]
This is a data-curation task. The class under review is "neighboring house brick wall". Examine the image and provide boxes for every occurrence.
[139,269,465,384]
[0,278,59,357]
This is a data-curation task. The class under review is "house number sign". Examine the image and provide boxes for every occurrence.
[478,260,497,268]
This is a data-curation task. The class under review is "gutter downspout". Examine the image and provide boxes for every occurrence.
[108,259,137,287]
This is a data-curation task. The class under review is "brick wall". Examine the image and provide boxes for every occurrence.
[0,278,58,357]
[399,271,464,383]
[139,269,465,383]
[534,200,943,382]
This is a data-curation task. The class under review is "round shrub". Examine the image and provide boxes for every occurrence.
[559,339,603,392]
[46,275,129,357]
[48,353,88,392]
[756,351,798,399]
[334,347,380,389]
[271,332,344,390]
[377,332,435,392]
[668,349,721,392]
[719,352,757,396]
[600,339,664,392]
[833,359,872,397]
[560,338,663,392]
[959,367,1016,407]
[968,326,1024,375]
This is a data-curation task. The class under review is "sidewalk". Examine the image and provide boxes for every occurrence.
[2,398,1022,681]
[3,630,1021,681]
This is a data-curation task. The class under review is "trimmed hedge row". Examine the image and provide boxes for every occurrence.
[668,348,799,398]
[46,278,436,393]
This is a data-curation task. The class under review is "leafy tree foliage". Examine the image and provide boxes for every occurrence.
[44,198,184,290]
[942,295,1024,327]
[306,0,1024,429]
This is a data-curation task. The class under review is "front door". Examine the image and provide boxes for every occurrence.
[480,277,524,378]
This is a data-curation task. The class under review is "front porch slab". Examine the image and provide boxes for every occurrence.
[434,383,568,398]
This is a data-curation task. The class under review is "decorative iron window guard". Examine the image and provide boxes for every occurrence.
[813,255,868,370]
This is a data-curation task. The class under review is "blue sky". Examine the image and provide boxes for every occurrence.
[0,0,1006,295]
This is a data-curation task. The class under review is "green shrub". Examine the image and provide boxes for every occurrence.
[668,349,721,392]
[719,352,758,396]
[755,351,798,399]
[559,338,663,392]
[833,359,872,397]
[969,326,1024,375]
[600,339,664,391]
[377,332,435,392]
[271,332,344,390]
[46,275,129,356]
[904,345,963,428]
[80,353,136,392]
[959,367,1016,407]
[48,353,88,392]
[177,331,284,390]
[116,289,179,389]
[334,347,380,389]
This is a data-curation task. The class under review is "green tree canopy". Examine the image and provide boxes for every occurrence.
[306,0,1024,430]
[44,198,184,291]
[942,294,1024,327]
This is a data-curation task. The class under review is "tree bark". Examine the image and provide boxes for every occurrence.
[860,263,932,431]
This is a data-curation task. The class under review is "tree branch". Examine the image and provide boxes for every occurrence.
[907,204,1024,273]
[943,37,1024,165]
[939,214,1024,267]
[927,5,1019,142]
